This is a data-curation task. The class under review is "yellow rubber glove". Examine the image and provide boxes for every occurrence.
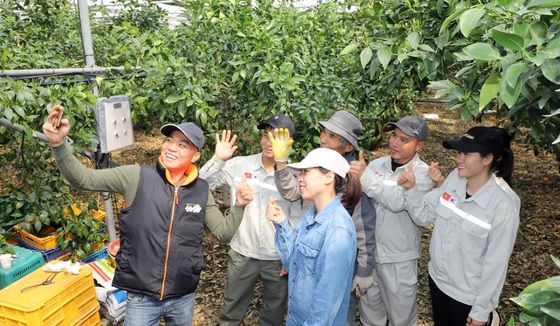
[267,128,294,163]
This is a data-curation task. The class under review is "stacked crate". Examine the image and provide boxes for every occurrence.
[0,245,45,290]
[0,262,100,325]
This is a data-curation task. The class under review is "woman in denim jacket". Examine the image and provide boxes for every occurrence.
[266,148,362,325]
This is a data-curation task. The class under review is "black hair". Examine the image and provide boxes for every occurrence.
[485,127,514,184]
[318,167,362,214]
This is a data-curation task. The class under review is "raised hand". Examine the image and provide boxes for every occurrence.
[428,162,445,188]
[214,130,238,161]
[266,197,286,223]
[42,104,69,147]
[397,163,416,190]
[349,150,367,178]
[235,176,253,207]
[267,128,293,163]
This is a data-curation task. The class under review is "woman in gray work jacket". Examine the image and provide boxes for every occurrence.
[398,126,519,326]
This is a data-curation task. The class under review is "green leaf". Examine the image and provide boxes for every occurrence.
[406,32,420,49]
[553,134,560,145]
[360,47,373,69]
[552,255,560,268]
[34,220,42,233]
[462,43,501,61]
[459,8,485,37]
[545,36,560,59]
[499,76,522,108]
[541,305,560,319]
[529,21,548,47]
[526,0,560,8]
[419,44,435,52]
[95,76,104,86]
[524,291,560,305]
[479,74,500,112]
[377,47,392,69]
[340,43,359,56]
[3,107,14,121]
[164,95,184,104]
[507,317,515,326]
[505,62,527,88]
[529,53,546,66]
[491,30,524,50]
[440,7,468,35]
[13,106,26,118]
[541,59,560,83]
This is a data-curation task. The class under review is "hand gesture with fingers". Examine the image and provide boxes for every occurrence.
[349,150,367,178]
[42,104,69,147]
[266,197,286,223]
[235,176,253,207]
[215,130,238,161]
[466,316,486,326]
[398,163,416,190]
[267,128,293,163]
[428,162,445,188]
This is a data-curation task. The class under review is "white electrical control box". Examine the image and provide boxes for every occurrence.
[95,96,134,153]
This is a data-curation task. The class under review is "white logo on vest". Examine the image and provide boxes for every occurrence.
[185,203,202,213]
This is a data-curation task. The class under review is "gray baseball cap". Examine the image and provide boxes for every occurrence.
[386,115,428,141]
[258,114,295,137]
[318,110,363,149]
[160,122,205,151]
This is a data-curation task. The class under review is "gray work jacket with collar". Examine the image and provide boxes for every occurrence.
[360,154,434,264]
[404,169,520,322]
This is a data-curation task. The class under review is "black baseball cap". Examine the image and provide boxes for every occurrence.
[443,126,504,156]
[160,122,205,151]
[258,114,295,137]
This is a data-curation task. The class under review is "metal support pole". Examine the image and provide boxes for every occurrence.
[78,0,117,242]
[0,118,50,143]
[78,0,95,69]
[0,67,126,78]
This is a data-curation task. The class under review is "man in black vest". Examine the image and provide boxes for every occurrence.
[42,105,253,325]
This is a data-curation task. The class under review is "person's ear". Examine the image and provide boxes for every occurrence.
[482,153,493,166]
[344,144,354,154]
[415,140,426,153]
[191,151,201,163]
[324,171,335,185]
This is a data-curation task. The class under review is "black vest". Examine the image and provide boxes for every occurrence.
[113,163,208,299]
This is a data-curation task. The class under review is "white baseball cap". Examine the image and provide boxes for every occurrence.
[287,148,350,178]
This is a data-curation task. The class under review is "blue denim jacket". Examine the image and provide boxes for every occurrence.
[274,197,357,326]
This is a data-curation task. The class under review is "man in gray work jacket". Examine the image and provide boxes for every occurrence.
[359,115,434,326]
[42,105,253,326]
[271,110,376,325]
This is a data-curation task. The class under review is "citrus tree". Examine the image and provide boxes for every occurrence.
[427,0,560,162]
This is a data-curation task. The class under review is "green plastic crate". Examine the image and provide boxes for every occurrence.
[0,245,45,289]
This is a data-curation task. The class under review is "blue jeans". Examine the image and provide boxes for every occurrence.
[125,292,195,326]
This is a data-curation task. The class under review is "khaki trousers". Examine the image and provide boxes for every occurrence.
[219,249,287,326]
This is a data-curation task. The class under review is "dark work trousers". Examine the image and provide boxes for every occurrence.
[429,276,493,326]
